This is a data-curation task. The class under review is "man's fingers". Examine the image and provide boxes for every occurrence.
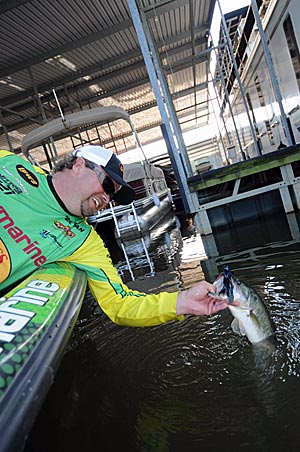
[207,291,224,300]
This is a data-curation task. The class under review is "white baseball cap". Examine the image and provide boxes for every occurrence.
[73,145,135,205]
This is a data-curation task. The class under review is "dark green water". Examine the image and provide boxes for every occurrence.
[25,212,300,452]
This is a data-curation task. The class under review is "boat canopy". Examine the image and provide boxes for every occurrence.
[123,162,164,182]
[21,106,131,155]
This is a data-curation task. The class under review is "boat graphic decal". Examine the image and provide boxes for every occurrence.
[0,264,77,401]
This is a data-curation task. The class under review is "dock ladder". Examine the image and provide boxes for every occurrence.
[110,202,154,281]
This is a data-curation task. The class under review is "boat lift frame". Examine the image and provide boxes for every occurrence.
[188,144,300,235]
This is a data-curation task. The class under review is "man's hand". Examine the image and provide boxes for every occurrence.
[176,280,237,317]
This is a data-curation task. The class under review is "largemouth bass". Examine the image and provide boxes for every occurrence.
[213,266,275,345]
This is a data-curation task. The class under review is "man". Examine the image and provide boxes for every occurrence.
[0,145,233,327]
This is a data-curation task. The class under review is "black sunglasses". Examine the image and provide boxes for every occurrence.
[85,160,116,198]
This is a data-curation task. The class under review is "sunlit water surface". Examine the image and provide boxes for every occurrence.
[25,212,300,452]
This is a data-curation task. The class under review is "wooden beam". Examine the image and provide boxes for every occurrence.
[188,144,300,191]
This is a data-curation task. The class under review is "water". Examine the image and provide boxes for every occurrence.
[25,212,300,452]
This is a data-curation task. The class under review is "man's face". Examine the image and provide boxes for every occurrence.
[79,164,120,216]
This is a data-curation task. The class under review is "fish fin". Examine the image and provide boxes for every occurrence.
[231,318,247,336]
[249,310,260,326]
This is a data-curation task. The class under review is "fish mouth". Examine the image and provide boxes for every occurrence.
[213,275,234,303]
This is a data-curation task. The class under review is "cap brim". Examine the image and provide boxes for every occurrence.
[104,168,135,205]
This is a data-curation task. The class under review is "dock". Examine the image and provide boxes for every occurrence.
[188,144,300,235]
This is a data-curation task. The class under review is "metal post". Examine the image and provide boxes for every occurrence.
[210,35,246,160]
[216,0,261,156]
[250,0,294,146]
[0,112,14,152]
[127,0,199,213]
[28,68,48,124]
[28,68,59,163]
[207,78,228,164]
[139,3,193,176]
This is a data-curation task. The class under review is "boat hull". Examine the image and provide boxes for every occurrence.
[0,262,87,452]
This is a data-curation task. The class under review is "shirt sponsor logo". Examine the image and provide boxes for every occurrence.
[0,239,10,283]
[1,166,29,194]
[0,172,23,195]
[16,165,39,188]
[40,229,63,248]
[0,205,46,267]
[64,215,85,233]
[54,220,76,238]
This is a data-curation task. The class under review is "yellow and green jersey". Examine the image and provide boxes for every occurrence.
[0,150,180,326]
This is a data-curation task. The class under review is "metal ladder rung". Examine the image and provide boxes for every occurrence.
[109,202,154,280]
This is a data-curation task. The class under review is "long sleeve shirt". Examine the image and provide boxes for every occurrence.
[0,150,181,327]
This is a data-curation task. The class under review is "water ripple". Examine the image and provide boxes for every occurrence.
[25,220,300,452]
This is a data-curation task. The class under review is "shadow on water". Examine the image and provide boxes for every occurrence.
[25,212,300,452]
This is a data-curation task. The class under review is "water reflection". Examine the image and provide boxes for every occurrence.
[202,211,300,279]
[25,212,300,452]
